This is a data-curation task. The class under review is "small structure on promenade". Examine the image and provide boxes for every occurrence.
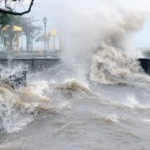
[35,29,64,54]
[1,25,22,52]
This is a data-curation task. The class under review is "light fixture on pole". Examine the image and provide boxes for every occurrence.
[43,16,47,58]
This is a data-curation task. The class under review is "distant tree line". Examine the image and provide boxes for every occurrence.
[0,13,42,51]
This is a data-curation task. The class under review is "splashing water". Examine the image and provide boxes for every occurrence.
[90,42,150,84]
[1,1,150,150]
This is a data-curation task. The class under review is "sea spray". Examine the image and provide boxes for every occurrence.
[88,11,150,84]
[0,81,71,133]
[90,43,150,84]
[55,2,150,85]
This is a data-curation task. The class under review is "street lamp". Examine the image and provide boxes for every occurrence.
[43,16,47,58]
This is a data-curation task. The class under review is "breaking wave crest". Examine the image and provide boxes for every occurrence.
[88,10,150,84]
[57,78,90,92]
[0,81,71,133]
[90,43,150,84]
[18,81,51,102]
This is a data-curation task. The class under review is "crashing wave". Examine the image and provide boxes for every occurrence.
[56,78,90,92]
[0,81,71,133]
[90,43,150,84]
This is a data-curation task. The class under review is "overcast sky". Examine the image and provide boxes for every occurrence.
[22,0,150,48]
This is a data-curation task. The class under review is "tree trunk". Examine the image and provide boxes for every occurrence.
[26,36,30,51]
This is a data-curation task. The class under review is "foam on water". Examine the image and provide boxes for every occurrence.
[0,81,71,133]
[104,114,119,123]
[0,139,26,150]
[141,119,150,123]
[88,10,150,85]
[120,95,150,110]
[90,42,150,84]
[0,85,35,133]
[57,78,90,92]
[18,81,51,102]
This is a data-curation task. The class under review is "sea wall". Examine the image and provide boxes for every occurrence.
[138,58,150,75]
[0,58,60,72]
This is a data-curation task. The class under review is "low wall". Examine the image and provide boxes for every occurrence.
[0,58,60,72]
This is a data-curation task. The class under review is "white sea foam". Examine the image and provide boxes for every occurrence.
[18,81,51,102]
[92,111,119,123]
[0,81,71,133]
[104,114,119,123]
[121,95,145,109]
[57,78,90,92]
[141,119,150,123]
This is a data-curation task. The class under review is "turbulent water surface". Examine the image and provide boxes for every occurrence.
[1,2,150,149]
[0,51,150,150]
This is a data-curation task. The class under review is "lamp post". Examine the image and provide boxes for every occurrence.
[43,16,47,58]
